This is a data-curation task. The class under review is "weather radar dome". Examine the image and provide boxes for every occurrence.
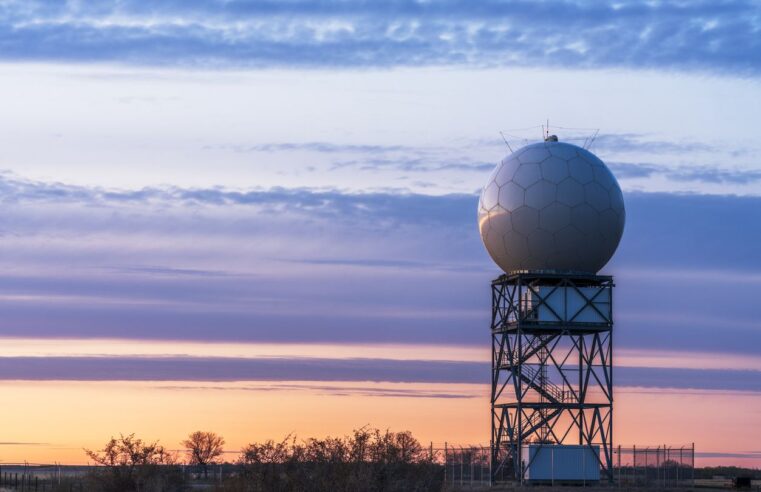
[478,137,625,274]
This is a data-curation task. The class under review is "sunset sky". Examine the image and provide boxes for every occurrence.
[0,0,760,467]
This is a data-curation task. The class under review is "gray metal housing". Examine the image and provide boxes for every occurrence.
[522,444,601,483]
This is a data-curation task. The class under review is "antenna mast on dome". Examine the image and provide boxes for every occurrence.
[583,128,600,150]
[499,132,514,153]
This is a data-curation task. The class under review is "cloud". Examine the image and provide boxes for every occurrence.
[0,442,48,446]
[667,167,761,184]
[0,173,760,356]
[607,162,663,179]
[592,134,716,155]
[209,140,494,173]
[617,367,761,393]
[0,356,485,384]
[111,265,238,278]
[207,135,760,181]
[221,142,409,153]
[0,1,759,74]
[159,383,478,399]
[0,355,760,394]
[695,452,761,459]
[331,157,493,173]
[608,162,761,184]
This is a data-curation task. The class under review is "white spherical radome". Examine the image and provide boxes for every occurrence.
[478,140,625,274]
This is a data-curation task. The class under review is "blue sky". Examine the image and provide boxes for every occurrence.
[0,0,760,462]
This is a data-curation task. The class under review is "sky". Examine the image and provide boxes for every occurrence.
[0,0,760,467]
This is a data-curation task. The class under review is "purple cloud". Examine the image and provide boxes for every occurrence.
[0,356,758,394]
[0,174,759,357]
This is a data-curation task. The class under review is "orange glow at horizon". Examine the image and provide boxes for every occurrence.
[0,379,759,468]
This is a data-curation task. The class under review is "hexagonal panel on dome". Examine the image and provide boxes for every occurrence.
[511,205,540,235]
[556,177,585,207]
[540,156,570,183]
[483,213,512,251]
[599,209,621,240]
[513,163,543,188]
[495,157,522,186]
[584,181,611,211]
[527,229,556,263]
[583,231,608,261]
[571,203,600,235]
[518,145,551,164]
[525,179,557,209]
[486,209,512,236]
[540,202,571,231]
[554,224,585,251]
[593,165,616,189]
[577,147,605,167]
[547,142,579,160]
[498,181,526,211]
[479,220,492,241]
[608,186,625,212]
[568,157,595,184]
[481,181,500,210]
[503,229,530,263]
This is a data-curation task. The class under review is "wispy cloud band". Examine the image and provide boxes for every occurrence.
[0,355,759,394]
[1,1,760,73]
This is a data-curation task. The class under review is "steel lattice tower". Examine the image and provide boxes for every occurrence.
[490,271,614,483]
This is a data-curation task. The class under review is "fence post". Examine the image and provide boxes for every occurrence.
[645,447,649,485]
[632,445,636,485]
[444,442,447,484]
[678,446,683,486]
[691,443,695,487]
[460,446,463,487]
[468,448,474,488]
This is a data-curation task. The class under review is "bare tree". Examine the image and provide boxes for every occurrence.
[226,428,441,491]
[182,431,225,478]
[84,433,182,492]
[392,430,423,463]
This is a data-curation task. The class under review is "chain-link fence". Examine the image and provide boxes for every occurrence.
[438,443,695,487]
[438,445,491,487]
[0,464,88,491]
[0,444,695,490]
[613,444,695,487]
